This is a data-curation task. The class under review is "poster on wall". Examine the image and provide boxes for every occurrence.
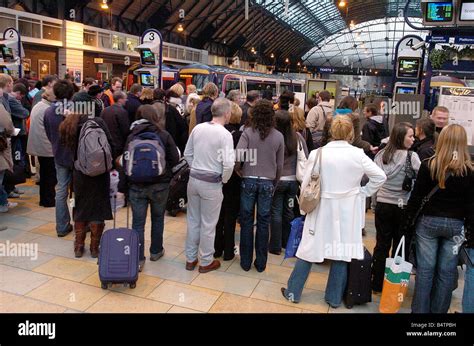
[38,60,50,80]
[438,86,474,145]
[74,70,82,84]
[22,58,31,72]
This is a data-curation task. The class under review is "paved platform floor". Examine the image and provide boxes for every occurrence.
[0,181,464,313]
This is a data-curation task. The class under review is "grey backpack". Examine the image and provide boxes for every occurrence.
[75,119,113,177]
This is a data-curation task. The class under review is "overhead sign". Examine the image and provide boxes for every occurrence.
[318,67,334,73]
[94,58,103,64]
[455,36,474,44]
[427,35,474,44]
[426,35,451,43]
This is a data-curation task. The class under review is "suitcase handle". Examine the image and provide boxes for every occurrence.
[113,194,129,229]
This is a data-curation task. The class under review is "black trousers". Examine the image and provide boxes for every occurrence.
[214,175,240,260]
[38,157,57,207]
[371,202,405,292]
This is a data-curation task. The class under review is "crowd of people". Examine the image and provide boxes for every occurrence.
[0,72,472,313]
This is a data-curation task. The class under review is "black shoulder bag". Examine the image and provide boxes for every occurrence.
[402,151,416,192]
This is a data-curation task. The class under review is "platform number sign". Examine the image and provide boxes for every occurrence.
[4,28,19,42]
[399,37,422,50]
[143,32,159,43]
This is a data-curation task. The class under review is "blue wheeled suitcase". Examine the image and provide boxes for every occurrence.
[98,199,140,289]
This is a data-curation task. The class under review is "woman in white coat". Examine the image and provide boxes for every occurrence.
[281,116,386,307]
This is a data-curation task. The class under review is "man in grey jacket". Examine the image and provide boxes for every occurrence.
[184,97,235,274]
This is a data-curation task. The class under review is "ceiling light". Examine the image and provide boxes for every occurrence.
[177,24,184,32]
[338,0,346,8]
[285,58,290,63]
[270,53,275,58]
[100,0,108,9]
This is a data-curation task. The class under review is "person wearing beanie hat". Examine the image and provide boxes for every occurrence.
[87,85,104,118]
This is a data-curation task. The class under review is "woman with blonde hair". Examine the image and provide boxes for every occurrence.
[281,115,386,307]
[290,104,314,152]
[403,124,474,313]
[139,88,154,104]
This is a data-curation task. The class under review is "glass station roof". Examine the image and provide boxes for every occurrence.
[255,0,347,44]
[303,16,429,70]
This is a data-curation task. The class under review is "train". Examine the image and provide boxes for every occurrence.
[178,63,305,99]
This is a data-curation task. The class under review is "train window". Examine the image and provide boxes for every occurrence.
[225,80,240,94]
[280,83,291,92]
[192,74,211,92]
[293,84,302,93]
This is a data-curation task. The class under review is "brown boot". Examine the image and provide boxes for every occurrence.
[74,222,88,258]
[90,223,105,258]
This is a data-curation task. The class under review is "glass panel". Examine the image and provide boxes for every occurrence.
[18,17,41,38]
[84,30,97,46]
[193,51,200,62]
[126,37,138,52]
[43,22,61,41]
[0,13,16,33]
[185,50,193,61]
[99,32,111,49]
[177,48,185,60]
[169,46,177,59]
[162,46,169,58]
[112,35,125,50]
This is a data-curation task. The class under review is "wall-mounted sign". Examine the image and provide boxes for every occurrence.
[438,86,474,145]
[94,58,104,64]
[318,67,335,73]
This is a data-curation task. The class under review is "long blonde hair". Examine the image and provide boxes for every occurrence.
[429,124,473,188]
[290,108,306,132]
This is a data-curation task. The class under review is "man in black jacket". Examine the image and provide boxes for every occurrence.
[362,103,387,159]
[125,84,143,125]
[101,91,130,158]
[412,117,436,161]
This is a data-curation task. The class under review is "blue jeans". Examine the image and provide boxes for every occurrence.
[55,163,72,234]
[411,215,463,313]
[129,183,169,261]
[462,248,474,313]
[270,180,298,252]
[239,178,274,271]
[0,170,7,206]
[284,258,347,307]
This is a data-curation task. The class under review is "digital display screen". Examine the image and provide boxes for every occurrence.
[425,2,454,22]
[140,73,155,86]
[460,0,474,20]
[396,86,417,94]
[140,49,156,66]
[1,46,14,60]
[397,58,421,79]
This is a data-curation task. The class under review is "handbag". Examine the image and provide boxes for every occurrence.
[402,151,416,192]
[296,136,307,184]
[379,236,413,313]
[299,148,322,214]
[284,216,305,259]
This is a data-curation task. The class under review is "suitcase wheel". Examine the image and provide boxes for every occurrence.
[129,282,137,289]
[101,282,108,290]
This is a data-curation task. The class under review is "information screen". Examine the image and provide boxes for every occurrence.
[1,46,14,60]
[140,73,155,86]
[460,0,474,20]
[397,58,421,79]
[140,49,156,66]
[425,2,454,22]
[396,86,417,94]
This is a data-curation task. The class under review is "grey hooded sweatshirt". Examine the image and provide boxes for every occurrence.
[374,149,421,206]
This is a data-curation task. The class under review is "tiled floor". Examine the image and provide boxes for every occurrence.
[0,181,465,313]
